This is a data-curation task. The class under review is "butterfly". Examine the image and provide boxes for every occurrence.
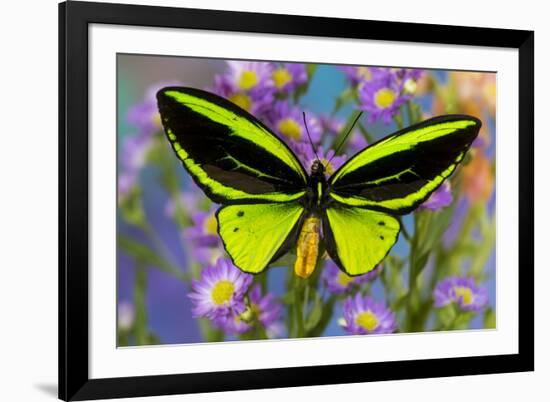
[156,87,481,278]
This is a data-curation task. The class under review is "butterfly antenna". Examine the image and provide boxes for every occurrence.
[302,112,320,161]
[328,111,363,164]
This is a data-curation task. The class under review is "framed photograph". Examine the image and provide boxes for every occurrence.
[59,1,534,400]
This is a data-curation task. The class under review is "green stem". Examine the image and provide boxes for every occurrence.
[406,101,417,125]
[294,280,305,338]
[398,218,412,243]
[133,262,148,345]
[143,223,183,279]
[394,114,404,130]
[406,214,418,331]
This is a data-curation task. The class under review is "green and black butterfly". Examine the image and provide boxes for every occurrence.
[156,87,481,278]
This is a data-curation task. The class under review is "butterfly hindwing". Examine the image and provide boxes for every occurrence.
[329,115,481,214]
[323,205,401,276]
[157,87,307,204]
[216,203,305,274]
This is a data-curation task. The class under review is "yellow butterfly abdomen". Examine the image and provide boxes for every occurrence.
[294,215,321,279]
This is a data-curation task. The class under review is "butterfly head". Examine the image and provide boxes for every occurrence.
[310,159,325,177]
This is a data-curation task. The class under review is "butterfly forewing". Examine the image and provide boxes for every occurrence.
[329,115,481,214]
[157,87,307,204]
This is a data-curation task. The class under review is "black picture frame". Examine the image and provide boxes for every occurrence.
[59,1,534,400]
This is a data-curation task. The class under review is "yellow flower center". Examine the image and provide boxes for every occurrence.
[203,213,218,235]
[238,70,258,90]
[355,311,378,332]
[356,66,372,81]
[337,272,355,288]
[211,280,235,305]
[454,286,473,305]
[229,93,252,111]
[374,88,397,109]
[277,118,302,140]
[272,68,292,89]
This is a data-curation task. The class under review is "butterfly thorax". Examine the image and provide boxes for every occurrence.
[304,160,330,213]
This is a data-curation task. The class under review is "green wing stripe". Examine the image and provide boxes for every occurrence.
[323,206,400,276]
[330,154,459,209]
[329,115,481,214]
[157,87,307,204]
[170,128,305,203]
[217,203,304,274]
[165,90,306,179]
[331,118,476,182]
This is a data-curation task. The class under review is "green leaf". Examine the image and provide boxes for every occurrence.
[306,296,337,337]
[119,186,146,228]
[292,65,317,102]
[118,234,188,281]
[306,64,317,78]
[437,304,456,328]
[332,87,356,114]
[133,263,148,345]
[305,293,323,332]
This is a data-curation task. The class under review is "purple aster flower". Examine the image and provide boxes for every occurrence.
[319,115,345,137]
[248,285,284,335]
[420,181,453,211]
[188,258,253,319]
[433,276,489,312]
[357,70,410,124]
[213,285,284,337]
[210,61,276,118]
[182,206,226,264]
[212,312,251,335]
[226,61,274,92]
[267,101,322,146]
[322,261,381,294]
[340,65,384,86]
[211,74,274,117]
[271,63,308,93]
[127,81,183,136]
[184,206,220,247]
[400,68,424,95]
[293,142,346,177]
[341,293,397,335]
